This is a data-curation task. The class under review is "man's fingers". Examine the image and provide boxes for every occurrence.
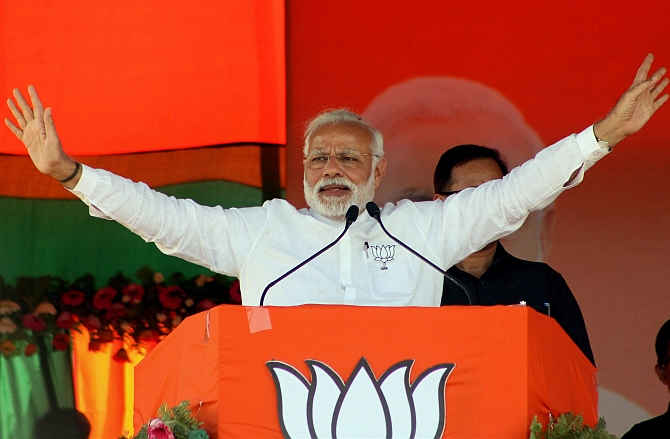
[12,88,34,122]
[28,85,44,119]
[4,118,24,141]
[654,93,669,110]
[44,107,59,141]
[652,77,670,99]
[6,99,27,129]
[649,66,668,84]
[633,53,654,84]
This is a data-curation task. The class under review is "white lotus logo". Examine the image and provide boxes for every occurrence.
[266,357,455,438]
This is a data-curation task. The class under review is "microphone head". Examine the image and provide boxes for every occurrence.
[366,201,381,219]
[345,205,359,224]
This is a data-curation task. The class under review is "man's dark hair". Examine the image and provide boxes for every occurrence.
[33,408,91,439]
[655,319,670,365]
[433,144,509,193]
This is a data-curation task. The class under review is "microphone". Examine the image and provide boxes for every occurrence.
[259,205,360,306]
[365,202,472,305]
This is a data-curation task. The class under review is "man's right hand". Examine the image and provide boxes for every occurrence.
[5,86,80,187]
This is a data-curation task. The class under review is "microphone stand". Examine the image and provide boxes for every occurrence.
[365,201,472,305]
[259,205,359,306]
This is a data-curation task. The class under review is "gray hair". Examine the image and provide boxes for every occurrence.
[303,109,385,161]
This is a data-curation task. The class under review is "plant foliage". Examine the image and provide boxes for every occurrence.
[529,412,617,439]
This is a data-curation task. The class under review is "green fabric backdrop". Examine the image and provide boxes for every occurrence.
[0,181,264,284]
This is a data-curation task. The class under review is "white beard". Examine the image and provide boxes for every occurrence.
[304,174,376,221]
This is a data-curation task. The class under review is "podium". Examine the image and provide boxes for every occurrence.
[134,305,597,438]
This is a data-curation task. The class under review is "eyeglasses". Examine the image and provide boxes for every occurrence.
[436,189,463,198]
[304,152,381,170]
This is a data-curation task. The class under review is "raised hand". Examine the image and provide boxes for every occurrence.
[595,53,669,146]
[5,86,77,182]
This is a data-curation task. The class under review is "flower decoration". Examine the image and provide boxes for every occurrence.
[55,311,77,329]
[62,290,86,306]
[22,314,47,331]
[0,317,17,334]
[158,286,185,310]
[24,343,37,356]
[0,339,16,355]
[147,419,176,439]
[0,300,20,315]
[34,302,58,316]
[52,333,70,351]
[94,287,117,310]
[122,283,145,304]
[0,266,240,358]
[120,400,209,439]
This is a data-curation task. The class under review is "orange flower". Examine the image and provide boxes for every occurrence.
[0,339,16,355]
[34,302,57,316]
[0,317,18,334]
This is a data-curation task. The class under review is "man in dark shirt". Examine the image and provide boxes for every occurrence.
[434,144,595,365]
[621,319,670,437]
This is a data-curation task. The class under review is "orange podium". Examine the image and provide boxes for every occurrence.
[134,305,597,438]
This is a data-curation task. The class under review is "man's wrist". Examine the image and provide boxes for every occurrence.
[593,116,626,148]
[58,161,81,184]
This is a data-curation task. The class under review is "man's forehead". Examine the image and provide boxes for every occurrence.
[307,123,374,152]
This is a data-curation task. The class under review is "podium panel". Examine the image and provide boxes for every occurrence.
[134,305,597,438]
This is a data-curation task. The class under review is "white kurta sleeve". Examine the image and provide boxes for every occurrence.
[420,125,609,267]
[69,165,269,276]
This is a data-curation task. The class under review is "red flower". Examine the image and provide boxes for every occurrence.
[24,343,37,356]
[105,303,127,319]
[55,311,77,329]
[113,347,131,363]
[88,339,102,352]
[61,289,85,306]
[82,315,101,331]
[122,283,145,304]
[93,287,117,310]
[158,286,184,310]
[99,329,115,343]
[229,280,242,304]
[52,333,70,351]
[196,298,216,311]
[22,314,46,331]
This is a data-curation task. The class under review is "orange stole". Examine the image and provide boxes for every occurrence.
[134,305,597,438]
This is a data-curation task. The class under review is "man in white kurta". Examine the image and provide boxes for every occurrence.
[5,55,668,306]
[69,126,602,306]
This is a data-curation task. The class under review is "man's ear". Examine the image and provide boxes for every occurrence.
[655,363,667,385]
[373,157,387,189]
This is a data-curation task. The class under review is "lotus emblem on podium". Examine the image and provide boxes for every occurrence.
[267,357,455,438]
[369,244,395,270]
